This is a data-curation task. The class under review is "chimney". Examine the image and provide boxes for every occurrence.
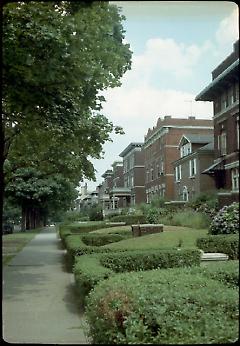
[164,115,172,120]
[188,116,195,120]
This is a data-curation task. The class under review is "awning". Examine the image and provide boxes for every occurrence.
[202,160,225,174]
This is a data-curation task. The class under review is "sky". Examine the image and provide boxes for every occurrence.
[81,0,239,193]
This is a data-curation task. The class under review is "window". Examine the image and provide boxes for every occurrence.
[175,165,181,181]
[182,186,189,201]
[180,143,191,158]
[218,130,227,155]
[189,158,197,177]
[231,168,239,191]
[130,173,134,187]
[151,168,154,181]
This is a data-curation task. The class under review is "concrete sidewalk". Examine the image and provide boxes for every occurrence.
[2,227,89,344]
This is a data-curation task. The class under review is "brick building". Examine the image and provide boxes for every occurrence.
[98,169,113,213]
[108,161,125,210]
[195,40,239,206]
[144,115,213,202]
[119,142,146,206]
[173,134,215,201]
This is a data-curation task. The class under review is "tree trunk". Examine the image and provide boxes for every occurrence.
[21,205,26,231]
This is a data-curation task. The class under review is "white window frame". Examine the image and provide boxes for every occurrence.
[175,165,181,181]
[189,158,197,177]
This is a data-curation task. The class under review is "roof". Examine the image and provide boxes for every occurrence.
[198,141,214,151]
[119,142,143,157]
[202,159,225,174]
[179,134,213,146]
[195,59,239,101]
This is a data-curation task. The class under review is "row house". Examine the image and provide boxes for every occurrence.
[195,40,239,206]
[119,142,146,206]
[144,115,213,202]
[108,161,125,210]
[98,169,113,214]
[173,134,215,201]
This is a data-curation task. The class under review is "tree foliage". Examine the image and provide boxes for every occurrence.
[2,1,132,229]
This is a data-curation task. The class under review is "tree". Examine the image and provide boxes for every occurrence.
[2,1,132,230]
[6,167,78,230]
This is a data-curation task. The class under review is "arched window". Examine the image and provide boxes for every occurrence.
[182,186,189,201]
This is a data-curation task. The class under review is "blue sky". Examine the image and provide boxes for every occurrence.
[81,1,239,193]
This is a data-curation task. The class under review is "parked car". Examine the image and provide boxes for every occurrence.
[2,222,14,235]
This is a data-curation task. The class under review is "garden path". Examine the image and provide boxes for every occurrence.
[2,226,89,344]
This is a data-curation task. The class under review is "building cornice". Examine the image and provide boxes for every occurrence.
[144,125,213,149]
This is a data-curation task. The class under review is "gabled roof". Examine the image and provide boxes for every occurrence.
[179,134,213,147]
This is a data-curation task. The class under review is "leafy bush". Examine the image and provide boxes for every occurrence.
[209,202,239,235]
[100,248,201,272]
[89,205,103,221]
[146,207,169,224]
[74,249,201,303]
[109,215,146,225]
[86,268,239,344]
[74,254,113,305]
[196,234,239,259]
[81,233,127,247]
[188,261,239,287]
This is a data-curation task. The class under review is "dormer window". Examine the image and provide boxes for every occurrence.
[180,142,192,157]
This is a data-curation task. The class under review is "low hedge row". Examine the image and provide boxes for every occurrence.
[109,214,146,225]
[196,234,239,259]
[86,268,239,344]
[100,248,201,272]
[58,221,119,246]
[81,233,127,247]
[188,260,239,288]
[74,248,201,302]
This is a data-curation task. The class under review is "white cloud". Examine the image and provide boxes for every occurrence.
[216,8,239,46]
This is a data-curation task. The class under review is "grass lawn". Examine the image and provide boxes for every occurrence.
[2,228,43,266]
[101,225,208,250]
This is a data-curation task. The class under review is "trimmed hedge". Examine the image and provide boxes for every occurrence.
[58,221,119,246]
[74,248,201,302]
[188,260,239,288]
[197,234,239,259]
[109,214,146,225]
[86,268,239,344]
[81,233,126,247]
[74,254,113,305]
[100,248,201,272]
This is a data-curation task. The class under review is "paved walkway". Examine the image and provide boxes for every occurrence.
[2,227,89,344]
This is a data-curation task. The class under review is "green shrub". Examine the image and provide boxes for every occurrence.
[89,205,103,221]
[81,233,126,247]
[100,248,201,272]
[65,234,114,266]
[188,261,239,287]
[196,234,239,259]
[146,207,169,224]
[86,268,239,344]
[74,254,113,305]
[74,249,201,304]
[109,214,146,225]
[209,202,239,235]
